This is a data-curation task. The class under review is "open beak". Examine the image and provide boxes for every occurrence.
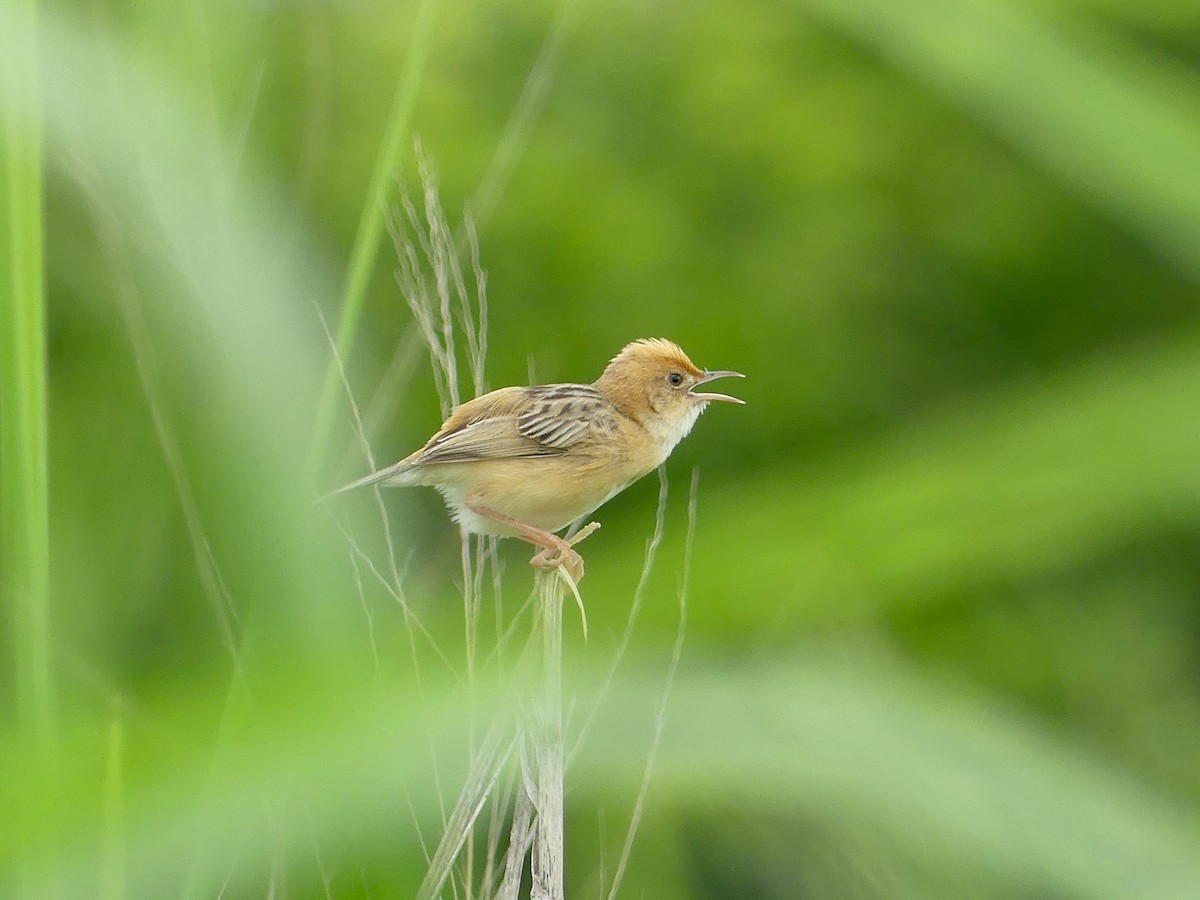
[688,369,745,404]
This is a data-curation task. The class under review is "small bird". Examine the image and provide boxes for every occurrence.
[330,338,744,580]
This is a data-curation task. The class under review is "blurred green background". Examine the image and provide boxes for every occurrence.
[4,0,1200,896]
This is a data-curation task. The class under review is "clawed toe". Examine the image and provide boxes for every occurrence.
[528,529,597,638]
[530,545,585,581]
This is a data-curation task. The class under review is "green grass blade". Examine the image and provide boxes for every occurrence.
[98,709,126,900]
[797,0,1200,280]
[307,0,441,477]
[7,658,1199,897]
[579,659,1200,900]
[1,0,53,751]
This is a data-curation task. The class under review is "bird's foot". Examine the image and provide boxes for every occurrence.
[530,523,601,639]
[527,521,600,582]
[530,542,585,582]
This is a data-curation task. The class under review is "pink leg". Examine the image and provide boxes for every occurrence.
[465,497,585,581]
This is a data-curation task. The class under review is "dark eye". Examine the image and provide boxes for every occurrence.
[668,371,684,386]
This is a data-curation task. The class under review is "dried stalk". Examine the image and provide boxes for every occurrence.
[416,726,515,900]
[605,469,696,898]
[343,148,690,899]
[530,572,566,900]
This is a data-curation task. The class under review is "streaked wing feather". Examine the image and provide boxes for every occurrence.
[415,418,559,464]
[516,385,608,449]
[411,383,610,464]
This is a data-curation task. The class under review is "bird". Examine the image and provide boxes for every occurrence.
[328,338,744,580]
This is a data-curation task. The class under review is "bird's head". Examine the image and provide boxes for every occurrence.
[596,338,744,446]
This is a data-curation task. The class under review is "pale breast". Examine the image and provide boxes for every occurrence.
[429,440,654,534]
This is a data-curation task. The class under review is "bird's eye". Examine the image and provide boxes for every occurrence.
[668,371,684,386]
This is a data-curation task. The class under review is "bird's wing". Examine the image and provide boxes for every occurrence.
[516,384,611,448]
[414,384,611,464]
[415,418,559,464]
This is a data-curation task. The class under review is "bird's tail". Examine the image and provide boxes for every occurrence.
[316,459,416,504]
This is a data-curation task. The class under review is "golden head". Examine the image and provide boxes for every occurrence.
[595,338,744,440]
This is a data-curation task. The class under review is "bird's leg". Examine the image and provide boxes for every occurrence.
[464,498,589,581]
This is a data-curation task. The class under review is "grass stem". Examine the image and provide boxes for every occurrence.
[99,705,126,900]
[1,7,53,891]
[531,571,566,900]
[1,0,53,754]
[307,0,441,476]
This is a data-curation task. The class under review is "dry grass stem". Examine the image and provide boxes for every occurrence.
[605,468,697,900]
[416,727,515,900]
[334,325,423,481]
[387,143,493,691]
[555,520,601,639]
[481,766,517,896]
[385,152,516,897]
[530,572,566,900]
[317,305,452,677]
[496,782,535,900]
[569,467,669,764]
[390,142,489,418]
[348,154,687,898]
[342,538,381,674]
[327,514,455,674]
